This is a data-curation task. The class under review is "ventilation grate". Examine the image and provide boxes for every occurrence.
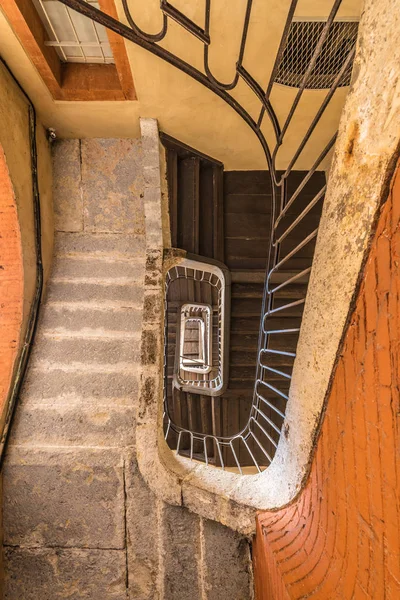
[275,20,359,90]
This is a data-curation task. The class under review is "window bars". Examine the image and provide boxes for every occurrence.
[56,0,359,473]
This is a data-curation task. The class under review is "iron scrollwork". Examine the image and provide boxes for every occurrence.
[56,0,358,472]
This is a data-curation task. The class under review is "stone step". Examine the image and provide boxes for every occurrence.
[21,367,138,402]
[54,231,145,258]
[39,304,142,334]
[9,402,135,448]
[47,279,143,304]
[3,446,126,550]
[30,336,139,365]
[51,255,144,280]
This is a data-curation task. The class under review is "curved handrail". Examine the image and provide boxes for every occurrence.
[56,0,358,472]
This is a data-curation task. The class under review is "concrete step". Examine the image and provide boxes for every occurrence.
[39,304,142,334]
[30,336,139,365]
[230,269,310,284]
[47,279,143,304]
[21,366,138,402]
[51,255,143,281]
[54,231,145,258]
[230,269,265,283]
[9,401,135,448]
[231,282,264,298]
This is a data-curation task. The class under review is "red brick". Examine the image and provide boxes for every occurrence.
[0,145,23,416]
[253,162,400,600]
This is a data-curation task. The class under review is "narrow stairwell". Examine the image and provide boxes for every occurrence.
[2,139,252,599]
[163,151,325,468]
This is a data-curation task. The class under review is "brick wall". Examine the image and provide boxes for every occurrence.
[253,160,400,599]
[0,145,23,417]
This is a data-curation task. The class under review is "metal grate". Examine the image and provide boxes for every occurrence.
[33,0,114,63]
[275,20,358,89]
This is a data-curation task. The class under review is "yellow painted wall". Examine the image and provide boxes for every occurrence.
[0,60,53,596]
[0,61,54,331]
[0,0,361,169]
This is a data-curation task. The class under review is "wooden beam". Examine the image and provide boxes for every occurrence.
[213,165,224,262]
[98,0,136,100]
[166,149,178,248]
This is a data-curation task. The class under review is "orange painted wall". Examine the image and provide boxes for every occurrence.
[0,145,23,417]
[253,159,400,600]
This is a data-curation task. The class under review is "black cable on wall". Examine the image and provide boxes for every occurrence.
[0,57,43,468]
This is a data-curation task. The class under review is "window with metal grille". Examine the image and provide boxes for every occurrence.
[33,0,114,64]
[275,20,359,90]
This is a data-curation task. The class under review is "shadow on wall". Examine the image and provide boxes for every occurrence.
[253,159,400,599]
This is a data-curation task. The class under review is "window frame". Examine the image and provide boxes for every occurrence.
[0,0,136,101]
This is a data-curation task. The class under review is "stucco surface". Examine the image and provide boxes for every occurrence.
[0,58,53,600]
[0,0,360,170]
[0,61,54,327]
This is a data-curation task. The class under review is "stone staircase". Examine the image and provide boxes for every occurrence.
[2,139,252,600]
[162,150,325,468]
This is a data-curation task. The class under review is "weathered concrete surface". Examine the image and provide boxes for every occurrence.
[3,136,253,599]
[4,547,127,600]
[52,140,82,233]
[81,139,145,235]
[125,457,160,600]
[162,505,202,600]
[202,519,253,600]
[3,448,126,549]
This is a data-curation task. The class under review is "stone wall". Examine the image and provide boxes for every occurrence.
[2,138,253,599]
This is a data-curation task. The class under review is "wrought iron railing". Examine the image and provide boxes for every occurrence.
[165,258,230,397]
[57,0,359,473]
